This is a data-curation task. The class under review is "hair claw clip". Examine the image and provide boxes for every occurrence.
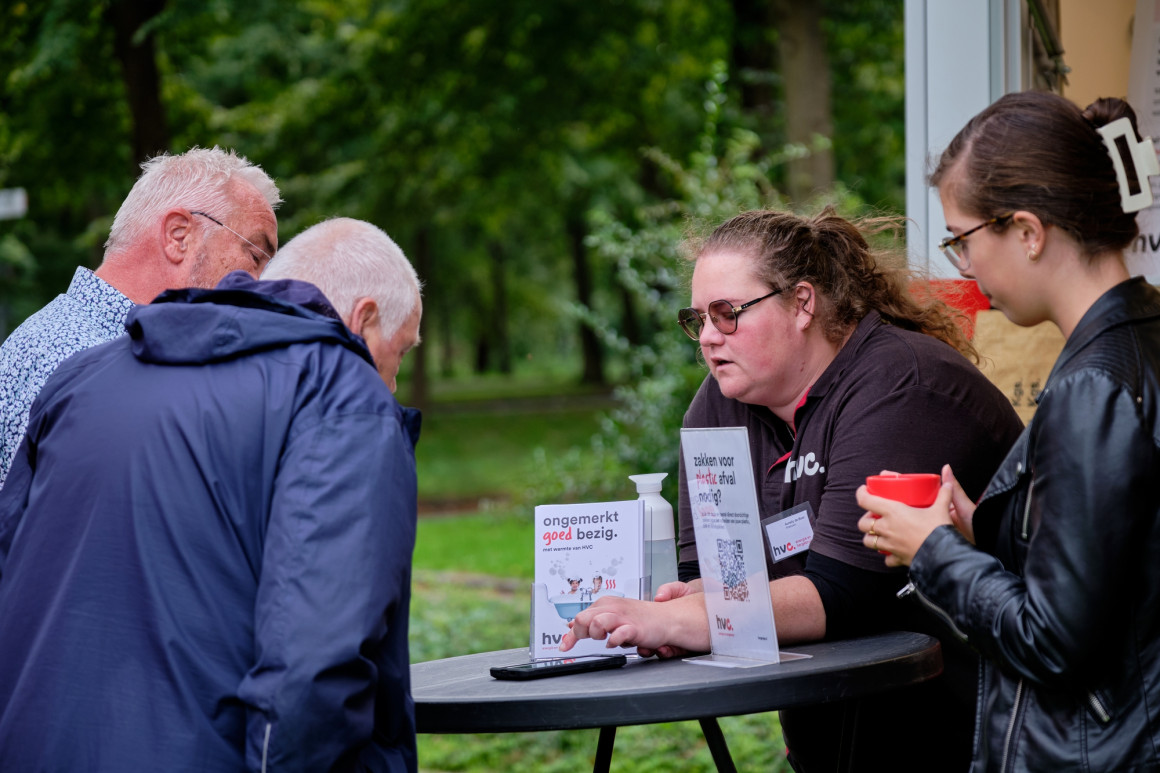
[1097,117,1160,214]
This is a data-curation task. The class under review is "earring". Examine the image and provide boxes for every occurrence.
[1027,245,1039,262]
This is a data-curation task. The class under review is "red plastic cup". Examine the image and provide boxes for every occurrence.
[865,473,941,555]
[865,473,941,507]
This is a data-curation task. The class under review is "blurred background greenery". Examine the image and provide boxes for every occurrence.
[2,2,904,769]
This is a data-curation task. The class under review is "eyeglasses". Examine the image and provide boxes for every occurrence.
[190,210,274,267]
[937,214,1013,270]
[677,288,782,341]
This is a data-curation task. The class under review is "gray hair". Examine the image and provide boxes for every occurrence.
[261,217,422,336]
[105,146,281,253]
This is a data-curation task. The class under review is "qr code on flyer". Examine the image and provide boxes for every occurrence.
[716,537,749,601]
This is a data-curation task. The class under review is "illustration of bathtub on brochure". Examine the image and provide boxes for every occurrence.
[548,590,625,621]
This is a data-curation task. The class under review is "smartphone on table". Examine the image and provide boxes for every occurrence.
[490,654,628,681]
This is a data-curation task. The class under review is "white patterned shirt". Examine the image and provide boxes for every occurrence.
[0,267,133,487]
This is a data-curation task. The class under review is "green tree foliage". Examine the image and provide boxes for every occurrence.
[0,0,904,385]
[524,66,778,502]
[0,0,138,330]
[823,0,906,209]
[160,0,733,388]
[524,60,890,505]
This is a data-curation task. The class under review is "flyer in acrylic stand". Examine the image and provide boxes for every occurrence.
[530,499,644,659]
[681,426,808,667]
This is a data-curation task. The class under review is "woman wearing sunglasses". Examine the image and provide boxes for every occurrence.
[565,207,1023,772]
[857,92,1160,772]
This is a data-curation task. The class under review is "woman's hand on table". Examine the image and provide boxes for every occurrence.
[641,581,704,655]
[559,594,710,658]
[653,578,703,602]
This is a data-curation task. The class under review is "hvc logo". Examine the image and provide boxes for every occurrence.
[715,615,733,631]
[771,541,795,559]
[784,452,825,483]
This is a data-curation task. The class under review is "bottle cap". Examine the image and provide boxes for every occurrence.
[628,472,667,494]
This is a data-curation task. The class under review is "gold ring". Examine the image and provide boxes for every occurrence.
[869,525,877,537]
[873,534,880,551]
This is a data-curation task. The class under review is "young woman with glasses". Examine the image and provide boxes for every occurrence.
[565,207,1024,772]
[857,91,1160,772]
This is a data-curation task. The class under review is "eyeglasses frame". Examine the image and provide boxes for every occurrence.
[190,210,274,267]
[937,213,1014,270]
[678,288,783,341]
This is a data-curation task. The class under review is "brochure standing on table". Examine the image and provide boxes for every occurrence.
[530,499,644,659]
[681,426,807,667]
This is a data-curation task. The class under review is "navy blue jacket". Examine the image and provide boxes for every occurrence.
[0,272,419,772]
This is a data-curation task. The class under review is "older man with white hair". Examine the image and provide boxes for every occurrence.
[0,218,422,772]
[0,146,281,487]
[261,216,421,393]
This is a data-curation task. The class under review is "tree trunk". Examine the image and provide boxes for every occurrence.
[106,0,170,164]
[568,214,605,386]
[409,227,431,412]
[488,240,512,374]
[774,0,834,201]
[619,284,641,347]
[730,0,777,123]
[439,307,455,378]
[474,336,490,374]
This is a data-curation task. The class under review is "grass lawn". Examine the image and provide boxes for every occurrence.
[416,407,605,502]
[424,370,616,404]
[414,509,534,581]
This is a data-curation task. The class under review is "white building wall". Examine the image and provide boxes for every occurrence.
[905,0,1028,275]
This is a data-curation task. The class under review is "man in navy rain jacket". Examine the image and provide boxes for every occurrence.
[0,217,423,772]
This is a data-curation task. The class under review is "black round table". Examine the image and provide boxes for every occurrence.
[411,630,942,772]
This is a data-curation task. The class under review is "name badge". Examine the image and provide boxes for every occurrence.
[761,502,814,563]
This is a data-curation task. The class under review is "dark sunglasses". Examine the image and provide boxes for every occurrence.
[677,288,782,340]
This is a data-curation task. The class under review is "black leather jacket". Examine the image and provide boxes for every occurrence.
[909,278,1160,773]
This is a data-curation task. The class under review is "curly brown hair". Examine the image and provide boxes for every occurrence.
[695,208,977,360]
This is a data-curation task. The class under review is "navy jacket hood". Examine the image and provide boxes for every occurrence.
[126,271,374,367]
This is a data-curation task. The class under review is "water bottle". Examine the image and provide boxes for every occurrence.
[629,473,678,600]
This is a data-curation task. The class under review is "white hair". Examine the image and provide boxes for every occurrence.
[104,146,281,253]
[262,217,422,336]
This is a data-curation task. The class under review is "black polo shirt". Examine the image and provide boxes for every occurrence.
[676,311,1024,772]
[678,310,1022,587]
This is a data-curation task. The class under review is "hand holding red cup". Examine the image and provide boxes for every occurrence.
[864,473,941,553]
